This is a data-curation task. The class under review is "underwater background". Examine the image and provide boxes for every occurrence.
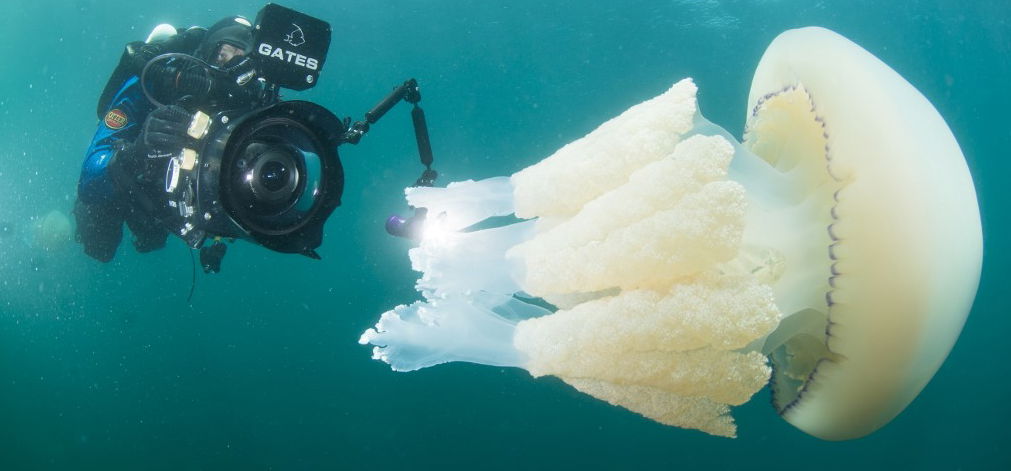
[0,0,1008,469]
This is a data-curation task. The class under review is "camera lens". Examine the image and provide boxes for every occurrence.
[230,142,304,218]
[214,101,344,255]
[260,159,289,192]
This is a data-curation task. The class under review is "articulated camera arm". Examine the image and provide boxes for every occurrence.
[340,78,437,187]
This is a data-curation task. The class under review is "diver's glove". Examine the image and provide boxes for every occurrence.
[199,241,228,274]
[113,104,193,186]
[108,105,194,188]
[140,104,195,154]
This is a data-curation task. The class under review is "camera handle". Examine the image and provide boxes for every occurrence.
[340,78,437,187]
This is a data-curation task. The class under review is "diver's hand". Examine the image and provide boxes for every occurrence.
[110,105,193,184]
[141,105,193,153]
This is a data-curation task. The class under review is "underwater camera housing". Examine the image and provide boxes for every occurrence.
[138,3,435,264]
[153,4,343,258]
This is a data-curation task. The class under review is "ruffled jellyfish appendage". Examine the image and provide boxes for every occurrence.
[364,79,786,437]
[361,177,550,371]
[361,292,548,371]
[362,28,982,441]
[403,177,534,298]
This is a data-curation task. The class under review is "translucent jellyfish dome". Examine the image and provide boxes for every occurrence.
[360,27,982,440]
[33,209,72,253]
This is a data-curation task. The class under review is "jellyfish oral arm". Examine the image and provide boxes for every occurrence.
[360,28,982,442]
[363,81,787,438]
[360,178,548,372]
[360,293,540,372]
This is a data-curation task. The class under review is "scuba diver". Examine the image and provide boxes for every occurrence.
[75,5,436,275]
[75,15,267,268]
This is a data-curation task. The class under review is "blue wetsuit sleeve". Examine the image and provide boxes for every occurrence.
[77,76,154,205]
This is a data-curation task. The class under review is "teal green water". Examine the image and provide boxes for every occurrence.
[1,0,1008,469]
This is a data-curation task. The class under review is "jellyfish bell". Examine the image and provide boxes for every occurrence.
[743,26,982,440]
[32,210,73,253]
[360,27,982,440]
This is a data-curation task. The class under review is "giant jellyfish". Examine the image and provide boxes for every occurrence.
[360,27,982,440]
